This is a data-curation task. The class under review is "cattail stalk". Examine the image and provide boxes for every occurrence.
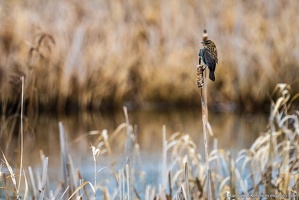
[197,30,213,200]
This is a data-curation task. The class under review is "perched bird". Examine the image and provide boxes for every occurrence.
[199,40,218,81]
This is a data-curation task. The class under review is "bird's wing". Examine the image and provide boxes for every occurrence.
[198,48,202,57]
[202,48,216,70]
[212,47,218,64]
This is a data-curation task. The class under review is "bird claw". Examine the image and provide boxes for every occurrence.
[197,79,204,88]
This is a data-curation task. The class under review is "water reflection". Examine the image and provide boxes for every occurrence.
[1,108,268,187]
[0,109,267,195]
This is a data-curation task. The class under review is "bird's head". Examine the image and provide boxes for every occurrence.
[201,40,211,45]
[201,40,214,46]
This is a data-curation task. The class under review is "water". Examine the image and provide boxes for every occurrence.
[0,108,269,196]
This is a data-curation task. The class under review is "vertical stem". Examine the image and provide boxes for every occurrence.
[17,76,25,199]
[198,30,213,199]
[40,157,49,200]
[28,166,37,198]
[267,105,275,194]
[162,125,167,188]
[126,164,131,199]
[168,172,172,198]
[228,153,235,195]
[119,170,123,200]
[122,169,125,199]
[94,156,96,192]
[185,162,190,200]
[200,76,212,199]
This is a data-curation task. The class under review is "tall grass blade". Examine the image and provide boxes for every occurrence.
[28,166,37,198]
[180,185,187,200]
[145,185,150,200]
[59,122,71,195]
[60,186,69,200]
[118,169,122,200]
[68,154,78,193]
[67,181,95,200]
[149,186,156,200]
[168,172,172,199]
[123,106,132,157]
[162,125,167,188]
[126,164,131,200]
[184,162,190,200]
[122,169,125,200]
[17,76,25,199]
[23,170,28,200]
[39,157,48,200]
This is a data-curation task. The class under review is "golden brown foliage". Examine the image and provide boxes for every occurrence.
[0,0,299,111]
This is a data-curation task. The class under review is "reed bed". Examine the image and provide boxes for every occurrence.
[1,83,299,199]
[1,0,299,112]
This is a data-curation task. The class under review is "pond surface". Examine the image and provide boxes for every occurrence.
[1,107,269,195]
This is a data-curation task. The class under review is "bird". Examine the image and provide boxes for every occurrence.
[199,39,218,81]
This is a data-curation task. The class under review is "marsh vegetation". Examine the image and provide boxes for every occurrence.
[1,83,299,199]
[1,0,299,199]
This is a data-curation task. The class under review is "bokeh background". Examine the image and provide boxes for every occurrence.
[1,1,299,198]
[0,0,299,112]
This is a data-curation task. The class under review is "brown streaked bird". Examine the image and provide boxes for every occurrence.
[199,40,218,81]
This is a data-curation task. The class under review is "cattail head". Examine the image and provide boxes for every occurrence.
[202,29,208,42]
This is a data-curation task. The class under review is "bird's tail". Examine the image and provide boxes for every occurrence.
[209,71,215,81]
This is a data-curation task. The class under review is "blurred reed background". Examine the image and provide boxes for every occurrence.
[1,0,299,113]
[2,1,299,198]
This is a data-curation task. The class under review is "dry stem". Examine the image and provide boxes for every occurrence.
[197,31,212,200]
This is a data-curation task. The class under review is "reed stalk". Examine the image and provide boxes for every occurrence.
[28,166,37,198]
[123,106,132,164]
[122,169,125,199]
[23,170,28,200]
[39,157,48,200]
[17,76,25,200]
[162,125,167,189]
[228,153,235,196]
[59,122,73,197]
[118,169,123,200]
[184,162,190,200]
[126,164,131,199]
[168,172,172,199]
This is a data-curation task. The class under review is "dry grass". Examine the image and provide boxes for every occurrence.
[0,0,299,112]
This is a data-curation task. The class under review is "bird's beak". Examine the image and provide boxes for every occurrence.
[201,41,204,44]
